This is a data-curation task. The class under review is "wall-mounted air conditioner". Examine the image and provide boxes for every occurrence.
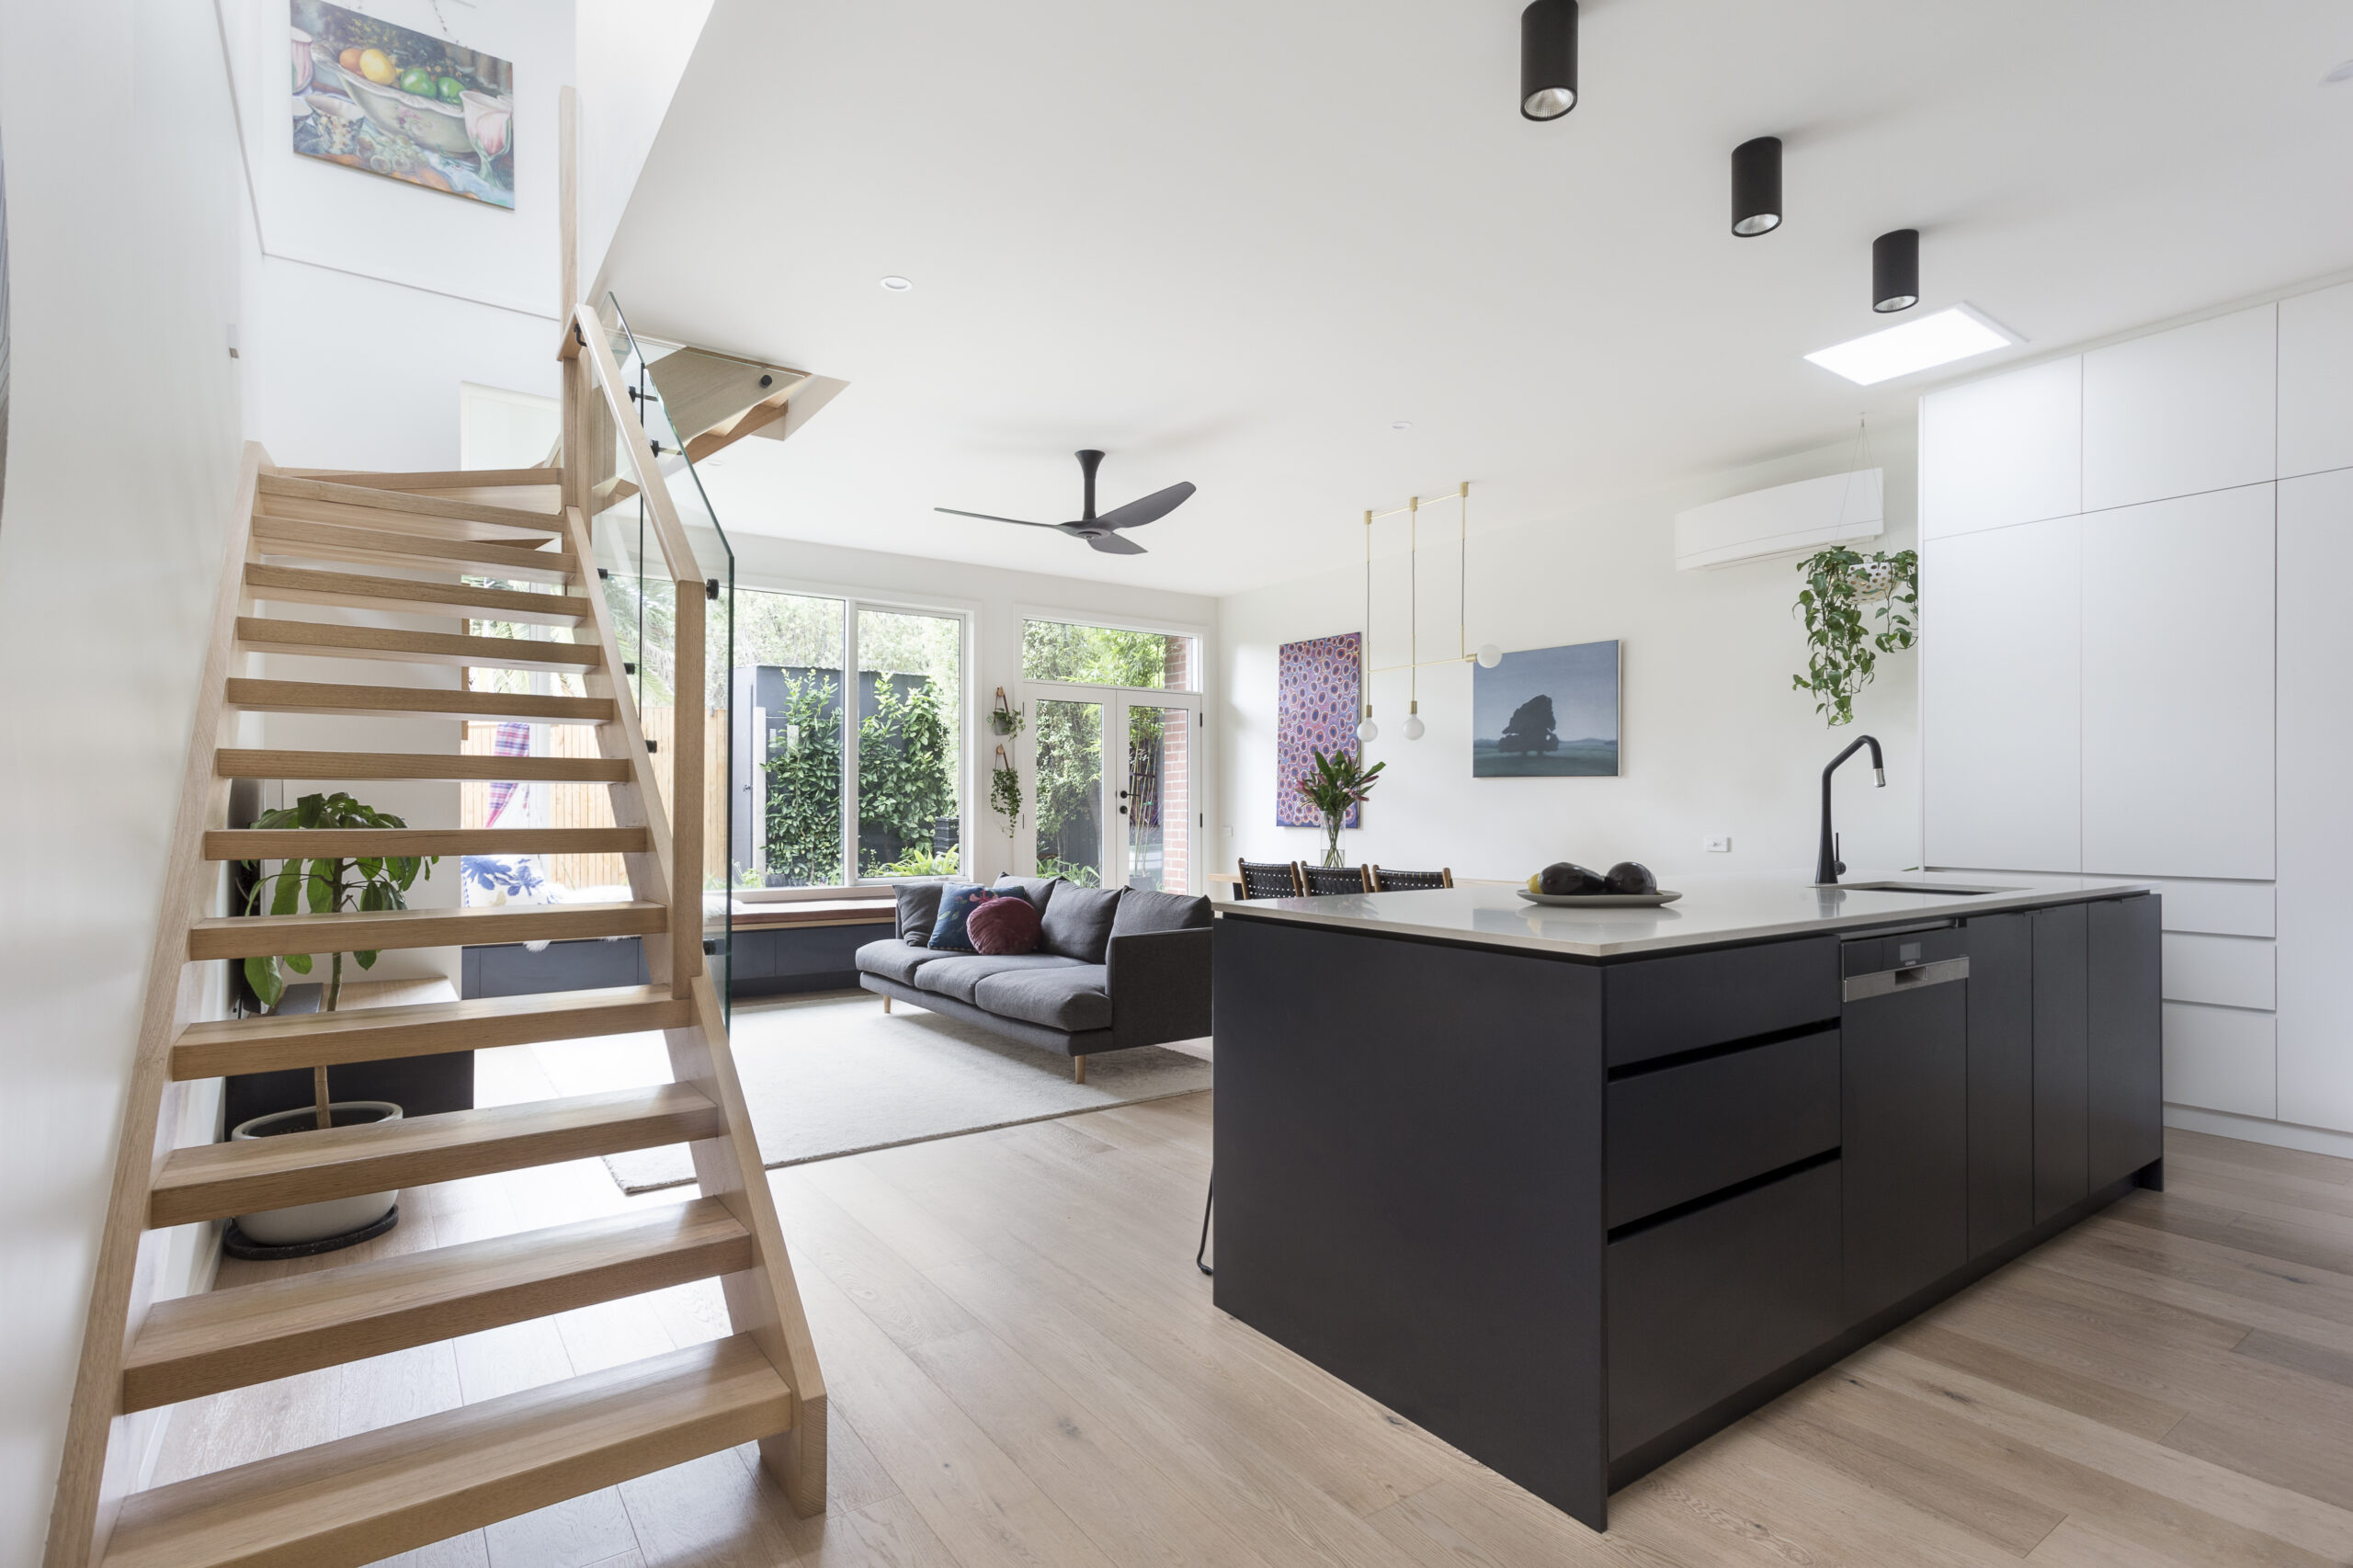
[1673,468,1883,571]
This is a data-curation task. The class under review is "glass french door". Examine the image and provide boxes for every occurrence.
[1024,686,1198,892]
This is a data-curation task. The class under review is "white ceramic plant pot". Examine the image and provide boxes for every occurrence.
[230,1100,403,1244]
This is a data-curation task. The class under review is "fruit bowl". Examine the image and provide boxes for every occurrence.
[1517,889,1682,908]
[324,62,478,157]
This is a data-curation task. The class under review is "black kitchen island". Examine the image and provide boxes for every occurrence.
[1211,875,2163,1533]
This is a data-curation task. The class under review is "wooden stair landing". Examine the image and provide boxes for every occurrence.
[103,1335,793,1568]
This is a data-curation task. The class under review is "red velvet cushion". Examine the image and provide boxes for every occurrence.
[966,893,1041,955]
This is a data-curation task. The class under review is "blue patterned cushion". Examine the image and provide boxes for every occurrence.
[926,882,996,952]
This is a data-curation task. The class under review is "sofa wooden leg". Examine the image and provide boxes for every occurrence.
[1074,1054,1087,1085]
[883,994,892,1014]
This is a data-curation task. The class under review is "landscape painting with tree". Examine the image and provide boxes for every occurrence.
[291,2,515,209]
[1472,639,1620,778]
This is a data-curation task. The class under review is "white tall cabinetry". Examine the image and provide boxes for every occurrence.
[1924,284,2353,1141]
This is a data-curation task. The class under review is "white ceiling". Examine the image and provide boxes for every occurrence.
[602,0,2353,597]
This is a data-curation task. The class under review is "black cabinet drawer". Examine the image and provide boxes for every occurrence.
[1608,1158,1842,1459]
[1606,1030,1840,1228]
[1604,937,1842,1069]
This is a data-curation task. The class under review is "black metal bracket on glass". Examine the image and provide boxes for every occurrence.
[706,578,721,601]
[1814,733,1885,886]
[646,738,659,755]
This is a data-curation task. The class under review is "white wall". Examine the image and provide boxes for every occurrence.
[719,528,1220,889]
[1218,437,1921,887]
[0,0,250,1555]
[576,0,714,289]
[219,0,572,468]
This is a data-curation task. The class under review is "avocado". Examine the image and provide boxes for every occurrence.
[1605,861,1657,895]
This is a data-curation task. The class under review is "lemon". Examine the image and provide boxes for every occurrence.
[358,49,395,85]
[1527,873,1542,893]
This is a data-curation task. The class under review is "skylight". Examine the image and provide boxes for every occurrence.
[1804,305,2018,386]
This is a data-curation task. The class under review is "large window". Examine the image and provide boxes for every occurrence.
[736,589,965,886]
[1022,619,1196,690]
[1021,619,1199,893]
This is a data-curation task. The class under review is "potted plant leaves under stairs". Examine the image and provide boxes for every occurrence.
[224,791,438,1258]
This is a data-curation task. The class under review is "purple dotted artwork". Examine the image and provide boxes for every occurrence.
[1277,632,1362,827]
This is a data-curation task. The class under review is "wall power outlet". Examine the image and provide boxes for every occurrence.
[1705,835,1733,853]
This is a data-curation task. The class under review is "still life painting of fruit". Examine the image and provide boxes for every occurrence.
[1472,639,1621,778]
[290,1,515,210]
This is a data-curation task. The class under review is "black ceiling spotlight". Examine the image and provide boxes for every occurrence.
[1520,0,1578,120]
[1873,228,1921,312]
[1731,136,1782,236]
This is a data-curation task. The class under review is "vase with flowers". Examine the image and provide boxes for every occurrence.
[1301,746,1384,869]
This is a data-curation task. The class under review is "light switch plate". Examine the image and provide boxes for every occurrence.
[1705,835,1733,853]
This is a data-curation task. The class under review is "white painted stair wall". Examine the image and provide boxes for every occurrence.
[1920,280,2353,1148]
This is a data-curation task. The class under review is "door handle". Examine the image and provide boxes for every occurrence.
[1843,956,1970,1003]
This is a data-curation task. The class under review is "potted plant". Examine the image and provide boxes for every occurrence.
[1301,746,1385,869]
[1792,546,1919,726]
[990,743,1022,838]
[227,791,438,1256]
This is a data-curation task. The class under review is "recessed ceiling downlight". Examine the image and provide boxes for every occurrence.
[1391,421,1414,431]
[880,276,913,291]
[1805,304,2018,386]
[2325,59,2353,85]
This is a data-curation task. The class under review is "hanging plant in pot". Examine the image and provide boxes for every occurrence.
[1792,546,1919,726]
[228,791,439,1256]
[1301,746,1384,869]
[990,743,1023,838]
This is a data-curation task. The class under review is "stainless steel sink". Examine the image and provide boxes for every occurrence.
[1839,881,2020,896]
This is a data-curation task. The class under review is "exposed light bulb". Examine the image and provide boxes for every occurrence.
[1402,713,1427,742]
[1356,716,1380,744]
[1476,643,1503,668]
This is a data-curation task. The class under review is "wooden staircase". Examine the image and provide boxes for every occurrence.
[46,307,825,1567]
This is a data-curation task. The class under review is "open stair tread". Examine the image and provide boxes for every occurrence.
[252,516,574,584]
[273,466,564,491]
[257,472,567,532]
[187,901,666,962]
[171,984,691,1079]
[201,825,650,860]
[103,1335,792,1568]
[235,617,602,673]
[214,748,631,783]
[244,563,592,623]
[148,1084,722,1229]
[222,678,614,725]
[122,1199,751,1411]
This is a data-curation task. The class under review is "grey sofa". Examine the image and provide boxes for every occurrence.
[855,877,1212,1082]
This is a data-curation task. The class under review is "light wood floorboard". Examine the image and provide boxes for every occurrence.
[140,1022,2353,1568]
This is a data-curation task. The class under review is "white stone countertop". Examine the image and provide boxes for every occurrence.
[1213,872,2154,959]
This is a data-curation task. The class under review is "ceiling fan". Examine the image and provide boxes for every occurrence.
[936,449,1195,556]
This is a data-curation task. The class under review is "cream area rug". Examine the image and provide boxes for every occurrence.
[529,989,1214,1194]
